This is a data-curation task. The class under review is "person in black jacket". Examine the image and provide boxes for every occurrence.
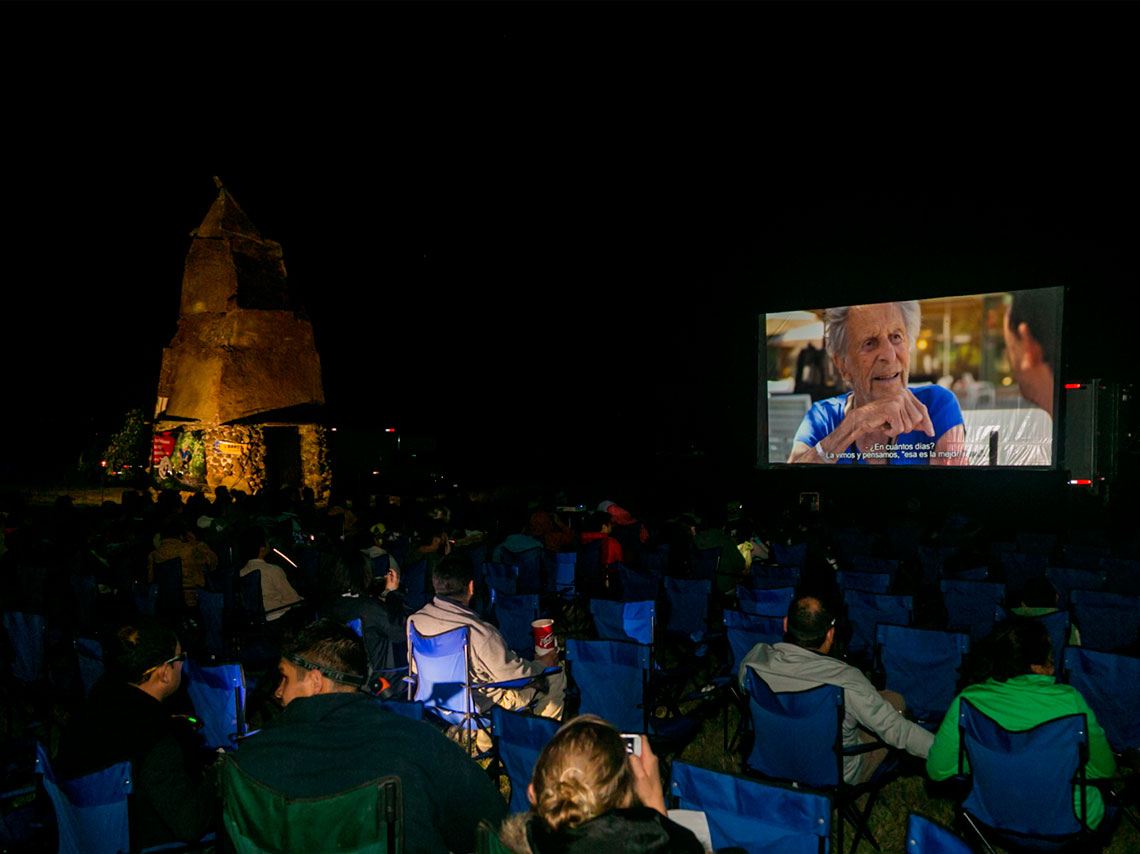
[56,618,218,850]
[498,715,703,853]
[231,619,506,854]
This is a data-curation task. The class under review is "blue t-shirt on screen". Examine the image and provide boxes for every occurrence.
[793,384,964,465]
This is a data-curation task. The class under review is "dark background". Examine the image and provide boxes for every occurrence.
[2,8,1136,500]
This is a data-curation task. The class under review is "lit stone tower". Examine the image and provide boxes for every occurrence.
[154,178,330,501]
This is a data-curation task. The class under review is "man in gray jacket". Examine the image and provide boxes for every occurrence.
[739,593,933,783]
[408,556,565,720]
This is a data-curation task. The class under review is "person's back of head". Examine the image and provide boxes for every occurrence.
[986,617,1053,682]
[107,617,180,686]
[785,594,836,651]
[529,715,634,833]
[582,512,611,535]
[1019,577,1060,609]
[432,555,474,600]
[238,526,267,565]
[282,619,368,693]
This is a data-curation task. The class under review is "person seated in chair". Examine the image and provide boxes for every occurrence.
[409,555,565,720]
[926,617,1116,829]
[237,526,303,622]
[233,619,506,854]
[56,617,218,850]
[739,593,934,783]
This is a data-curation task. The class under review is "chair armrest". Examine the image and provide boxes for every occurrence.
[478,666,562,691]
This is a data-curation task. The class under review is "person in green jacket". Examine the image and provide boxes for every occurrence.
[926,618,1116,829]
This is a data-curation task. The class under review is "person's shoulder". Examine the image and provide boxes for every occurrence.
[913,384,958,408]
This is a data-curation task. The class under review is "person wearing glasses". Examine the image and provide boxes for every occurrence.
[739,593,934,784]
[56,617,218,849]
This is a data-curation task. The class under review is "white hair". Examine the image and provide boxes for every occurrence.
[823,301,921,361]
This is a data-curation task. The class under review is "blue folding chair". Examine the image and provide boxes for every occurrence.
[34,742,211,854]
[563,637,651,736]
[482,562,519,597]
[641,545,669,577]
[197,590,226,658]
[2,612,45,683]
[132,582,158,617]
[1062,646,1140,753]
[996,606,1071,663]
[1000,552,1048,597]
[182,659,248,750]
[742,669,890,854]
[956,699,1103,852]
[671,760,831,854]
[940,580,1003,642]
[751,564,801,589]
[724,610,784,675]
[918,545,956,587]
[618,564,660,602]
[544,552,576,599]
[737,585,795,617]
[1099,557,1140,595]
[906,814,973,854]
[74,638,104,697]
[402,560,429,612]
[689,546,721,581]
[834,529,874,563]
[874,624,968,728]
[490,591,540,657]
[1046,567,1105,603]
[154,557,185,617]
[1061,545,1111,572]
[500,547,542,595]
[376,698,424,721]
[771,542,808,568]
[407,621,551,756]
[851,556,899,577]
[843,590,913,665]
[590,599,655,645]
[837,571,891,594]
[663,578,710,643]
[491,707,560,813]
[1070,589,1140,652]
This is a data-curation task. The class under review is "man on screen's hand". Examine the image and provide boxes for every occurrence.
[788,301,967,466]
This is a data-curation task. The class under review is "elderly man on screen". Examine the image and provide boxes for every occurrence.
[788,301,967,466]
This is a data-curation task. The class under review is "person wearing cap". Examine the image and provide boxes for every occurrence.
[362,520,402,575]
[232,619,506,854]
[56,617,218,850]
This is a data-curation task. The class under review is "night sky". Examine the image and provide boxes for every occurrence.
[3,10,1136,487]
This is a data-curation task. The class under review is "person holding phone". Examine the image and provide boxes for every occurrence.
[497,715,703,853]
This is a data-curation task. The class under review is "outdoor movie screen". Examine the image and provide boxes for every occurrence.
[761,288,1063,468]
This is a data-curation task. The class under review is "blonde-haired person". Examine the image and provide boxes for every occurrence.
[499,715,705,853]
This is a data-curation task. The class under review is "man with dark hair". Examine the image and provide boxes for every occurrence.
[409,556,565,721]
[739,594,933,783]
[232,619,506,854]
[1005,289,1060,417]
[56,618,217,850]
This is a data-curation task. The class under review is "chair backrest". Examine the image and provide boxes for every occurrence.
[905,813,974,854]
[671,760,830,854]
[874,624,968,724]
[500,547,542,595]
[751,563,801,589]
[736,585,795,617]
[663,577,710,641]
[407,621,474,729]
[2,612,45,682]
[850,555,899,577]
[544,551,576,598]
[564,638,649,733]
[1000,551,1048,596]
[939,580,1003,641]
[238,571,266,623]
[1062,646,1140,752]
[843,590,914,662]
[402,560,429,612]
[490,592,540,657]
[771,542,808,568]
[483,562,519,597]
[491,707,561,813]
[590,599,654,645]
[1099,557,1140,595]
[35,741,132,854]
[376,699,424,722]
[198,590,226,657]
[618,564,660,602]
[74,638,104,697]
[1069,589,1140,652]
[837,570,891,594]
[724,611,783,677]
[744,669,843,790]
[689,546,721,580]
[155,557,185,616]
[958,698,1087,838]
[1046,566,1105,602]
[132,582,158,617]
[183,659,247,750]
[221,755,402,854]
